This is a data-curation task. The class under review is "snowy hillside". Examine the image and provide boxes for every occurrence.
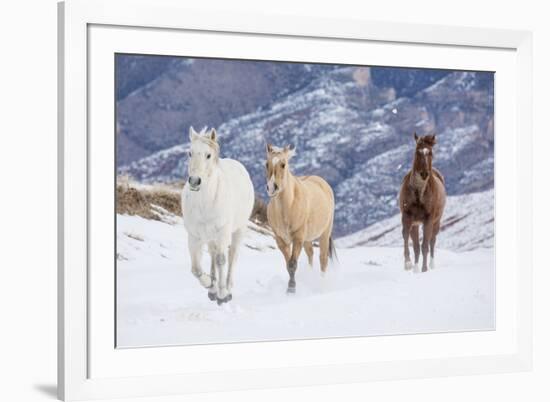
[338,189,494,251]
[119,68,493,237]
[116,58,337,165]
[116,210,494,347]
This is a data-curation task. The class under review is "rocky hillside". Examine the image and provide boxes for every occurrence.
[116,57,336,165]
[119,65,493,237]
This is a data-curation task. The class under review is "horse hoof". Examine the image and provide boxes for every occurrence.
[286,287,296,295]
[421,266,428,273]
[404,261,414,271]
[208,292,217,301]
[216,294,232,305]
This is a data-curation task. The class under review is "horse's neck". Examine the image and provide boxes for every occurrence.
[274,174,298,213]
[409,170,429,201]
[190,168,222,208]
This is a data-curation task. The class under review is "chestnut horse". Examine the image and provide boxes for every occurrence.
[265,144,336,294]
[399,133,446,273]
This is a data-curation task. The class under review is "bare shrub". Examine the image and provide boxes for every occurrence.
[116,178,182,220]
[144,188,181,216]
[251,194,268,225]
[116,185,156,219]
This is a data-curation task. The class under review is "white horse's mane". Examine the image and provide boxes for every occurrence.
[191,127,220,156]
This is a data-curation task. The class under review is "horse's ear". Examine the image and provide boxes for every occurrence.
[266,143,273,153]
[189,126,197,141]
[286,144,296,159]
[413,132,419,142]
[426,134,436,146]
[209,128,217,142]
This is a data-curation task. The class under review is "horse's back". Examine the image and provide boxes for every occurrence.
[431,168,446,218]
[432,167,445,186]
[298,175,334,204]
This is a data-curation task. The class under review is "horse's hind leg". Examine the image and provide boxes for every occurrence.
[304,241,314,269]
[421,220,434,273]
[429,221,440,270]
[226,228,244,298]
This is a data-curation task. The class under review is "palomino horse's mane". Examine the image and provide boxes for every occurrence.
[268,145,286,155]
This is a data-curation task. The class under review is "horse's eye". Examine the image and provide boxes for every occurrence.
[188,151,192,157]
[206,154,211,159]
[265,162,268,169]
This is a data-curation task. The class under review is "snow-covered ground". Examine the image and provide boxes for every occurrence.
[116,205,495,348]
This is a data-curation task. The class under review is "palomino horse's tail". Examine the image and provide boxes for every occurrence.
[328,237,338,262]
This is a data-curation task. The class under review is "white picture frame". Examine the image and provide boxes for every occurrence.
[58,0,533,400]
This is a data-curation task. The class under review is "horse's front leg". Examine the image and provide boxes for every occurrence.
[402,215,413,271]
[274,235,291,264]
[421,220,434,273]
[411,225,420,269]
[206,243,218,301]
[188,235,212,289]
[214,231,232,305]
[287,234,305,294]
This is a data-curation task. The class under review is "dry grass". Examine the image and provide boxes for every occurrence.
[251,194,268,226]
[116,177,182,221]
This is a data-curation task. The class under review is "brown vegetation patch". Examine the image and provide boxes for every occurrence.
[251,194,268,226]
[116,181,182,221]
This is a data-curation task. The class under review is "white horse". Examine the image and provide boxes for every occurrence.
[181,127,255,304]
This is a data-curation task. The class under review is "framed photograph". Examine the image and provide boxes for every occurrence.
[58,0,533,400]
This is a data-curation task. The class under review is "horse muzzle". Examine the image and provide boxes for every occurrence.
[266,183,279,197]
[188,176,202,191]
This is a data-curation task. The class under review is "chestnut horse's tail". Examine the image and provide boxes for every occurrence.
[328,236,338,262]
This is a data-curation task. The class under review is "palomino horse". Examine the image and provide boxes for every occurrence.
[181,127,255,304]
[265,144,336,293]
[399,133,446,273]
